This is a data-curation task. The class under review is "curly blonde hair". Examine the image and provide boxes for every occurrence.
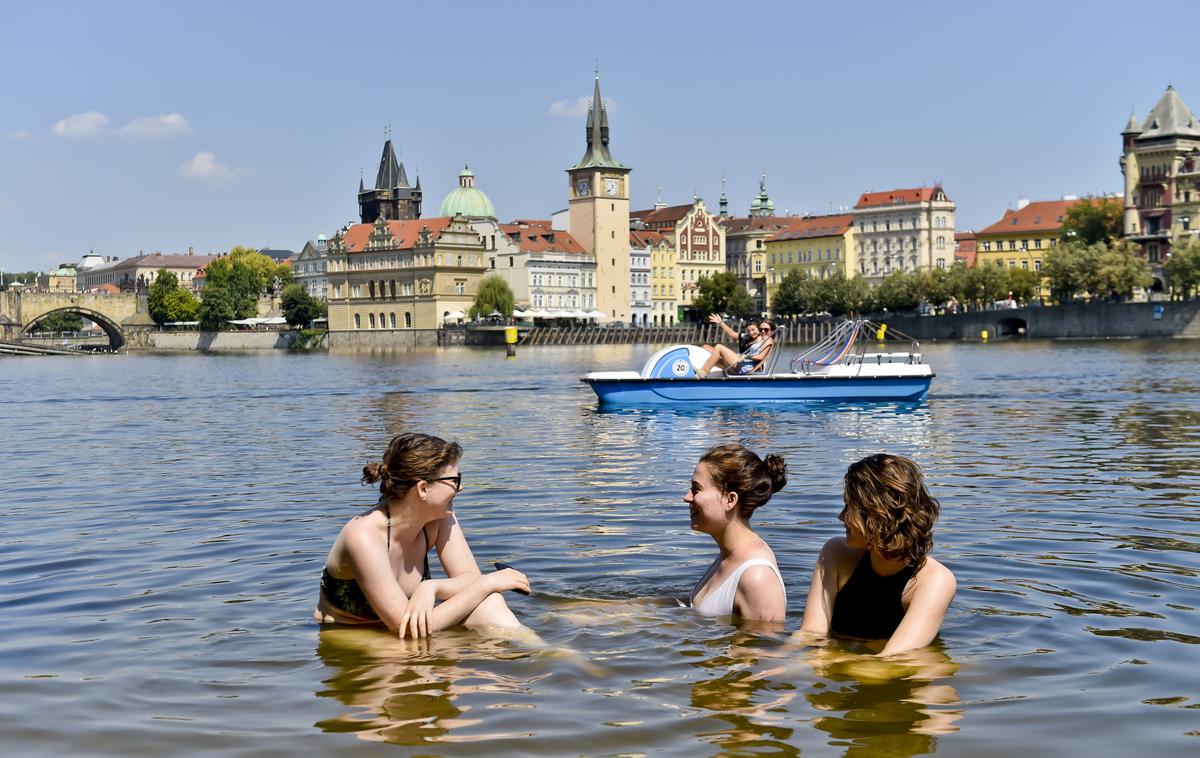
[842,454,939,568]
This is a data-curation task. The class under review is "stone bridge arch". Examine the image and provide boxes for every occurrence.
[22,306,127,349]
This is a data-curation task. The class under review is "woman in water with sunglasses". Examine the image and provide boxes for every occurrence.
[315,432,529,637]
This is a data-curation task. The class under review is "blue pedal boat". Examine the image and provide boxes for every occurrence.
[581,320,933,405]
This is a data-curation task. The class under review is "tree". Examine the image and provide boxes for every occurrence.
[1164,237,1200,299]
[1095,241,1152,300]
[1006,267,1040,303]
[692,271,755,318]
[944,262,974,309]
[280,283,325,327]
[1059,195,1123,246]
[1042,241,1092,302]
[918,267,952,307]
[821,272,871,316]
[771,270,819,316]
[29,311,84,333]
[163,288,200,322]
[2,271,40,289]
[147,269,179,325]
[974,263,1010,305]
[873,271,922,312]
[469,275,514,319]
[198,286,237,331]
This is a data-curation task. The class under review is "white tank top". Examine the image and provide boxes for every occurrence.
[689,557,785,616]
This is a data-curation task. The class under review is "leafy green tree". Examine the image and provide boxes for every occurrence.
[163,288,200,322]
[692,271,755,318]
[874,271,922,311]
[821,272,871,316]
[2,271,40,289]
[944,262,974,309]
[918,268,952,307]
[1059,195,1124,246]
[771,271,818,316]
[1095,241,1152,300]
[280,283,325,327]
[147,268,179,325]
[469,275,515,319]
[1165,237,1200,299]
[974,263,1010,305]
[29,311,84,333]
[1043,241,1091,302]
[198,286,237,331]
[1006,267,1040,302]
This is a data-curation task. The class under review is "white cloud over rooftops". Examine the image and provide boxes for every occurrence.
[119,113,193,138]
[51,111,110,137]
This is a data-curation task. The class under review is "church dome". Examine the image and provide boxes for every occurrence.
[439,165,496,218]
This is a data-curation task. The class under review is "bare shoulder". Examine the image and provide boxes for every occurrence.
[915,557,957,596]
[341,511,383,551]
[818,536,860,564]
[739,562,782,590]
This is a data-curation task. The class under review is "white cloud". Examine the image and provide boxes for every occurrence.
[547,95,618,118]
[120,113,193,138]
[51,111,111,138]
[180,151,250,183]
[9,129,30,140]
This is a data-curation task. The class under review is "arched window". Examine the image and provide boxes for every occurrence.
[379,312,386,328]
[354,313,361,329]
[389,313,396,328]
[367,281,375,299]
[368,313,375,328]
[404,312,412,328]
[389,280,397,298]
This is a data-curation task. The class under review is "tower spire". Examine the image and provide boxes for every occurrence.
[572,71,625,170]
[719,173,728,216]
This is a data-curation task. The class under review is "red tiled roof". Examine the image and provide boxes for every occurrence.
[976,196,1122,237]
[498,224,587,254]
[768,213,854,242]
[88,283,121,294]
[508,219,552,229]
[342,218,454,253]
[719,216,811,234]
[630,203,694,227]
[855,187,948,209]
[630,230,666,247]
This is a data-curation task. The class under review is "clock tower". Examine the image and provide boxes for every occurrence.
[567,74,632,322]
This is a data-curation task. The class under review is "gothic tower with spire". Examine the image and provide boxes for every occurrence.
[567,73,632,322]
[358,135,422,223]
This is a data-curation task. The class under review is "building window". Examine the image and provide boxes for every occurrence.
[1148,243,1160,262]
[354,313,361,329]
[455,280,466,295]
[368,313,376,329]
[1008,240,1016,250]
[389,312,396,328]
[1034,260,1042,271]
[1022,260,1029,270]
[1035,239,1042,249]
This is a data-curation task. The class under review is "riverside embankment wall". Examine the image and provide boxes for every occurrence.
[130,331,300,351]
[880,301,1200,341]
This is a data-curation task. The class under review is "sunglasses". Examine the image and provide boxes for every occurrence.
[427,474,463,492]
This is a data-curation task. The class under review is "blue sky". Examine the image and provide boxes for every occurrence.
[2,0,1196,272]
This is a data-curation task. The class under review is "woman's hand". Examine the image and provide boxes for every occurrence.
[399,580,438,638]
[487,567,531,595]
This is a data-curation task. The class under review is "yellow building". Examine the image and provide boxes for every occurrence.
[974,197,1121,298]
[326,215,487,331]
[37,264,78,292]
[762,214,855,309]
[632,199,725,320]
[636,229,677,325]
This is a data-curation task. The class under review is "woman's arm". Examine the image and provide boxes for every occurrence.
[799,538,851,635]
[733,565,787,623]
[879,562,956,657]
[708,313,739,341]
[427,513,484,598]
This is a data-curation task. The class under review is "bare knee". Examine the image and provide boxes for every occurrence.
[465,592,520,629]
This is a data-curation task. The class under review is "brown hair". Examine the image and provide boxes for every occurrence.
[362,433,462,502]
[699,443,787,521]
[842,454,939,568]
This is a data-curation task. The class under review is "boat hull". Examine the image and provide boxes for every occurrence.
[582,373,933,405]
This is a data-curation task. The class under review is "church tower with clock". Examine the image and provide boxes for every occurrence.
[567,74,632,322]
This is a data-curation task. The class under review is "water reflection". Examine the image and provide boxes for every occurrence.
[314,627,532,746]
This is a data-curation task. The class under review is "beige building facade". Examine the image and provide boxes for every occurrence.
[326,215,487,331]
[852,186,955,283]
[762,214,856,308]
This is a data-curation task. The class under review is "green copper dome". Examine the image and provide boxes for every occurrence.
[439,165,496,218]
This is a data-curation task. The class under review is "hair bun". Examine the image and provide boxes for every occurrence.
[764,454,787,493]
[361,462,383,485]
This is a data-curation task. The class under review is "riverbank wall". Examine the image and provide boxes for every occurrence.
[879,301,1200,341]
[326,329,440,351]
[128,330,300,351]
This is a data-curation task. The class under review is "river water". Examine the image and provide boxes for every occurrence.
[2,339,1198,756]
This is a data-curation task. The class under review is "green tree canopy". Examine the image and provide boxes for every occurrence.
[693,271,755,318]
[1006,267,1041,302]
[873,271,922,311]
[469,275,515,319]
[163,288,200,322]
[1095,241,1152,299]
[29,311,84,333]
[918,268,952,306]
[771,270,819,316]
[198,285,237,331]
[280,283,326,327]
[1059,196,1123,246]
[147,268,179,325]
[1165,237,1200,299]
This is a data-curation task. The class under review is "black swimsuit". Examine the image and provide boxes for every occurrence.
[320,511,432,621]
[830,553,916,640]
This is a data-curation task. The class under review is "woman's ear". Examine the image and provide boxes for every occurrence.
[416,480,428,500]
[724,490,739,514]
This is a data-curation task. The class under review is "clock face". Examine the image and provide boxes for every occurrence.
[576,179,590,196]
[605,179,619,196]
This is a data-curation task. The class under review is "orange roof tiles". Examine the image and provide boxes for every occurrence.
[855,187,946,208]
[720,216,811,234]
[342,218,454,253]
[768,213,854,241]
[498,223,587,254]
[976,196,1122,237]
[630,230,667,246]
[630,203,694,228]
